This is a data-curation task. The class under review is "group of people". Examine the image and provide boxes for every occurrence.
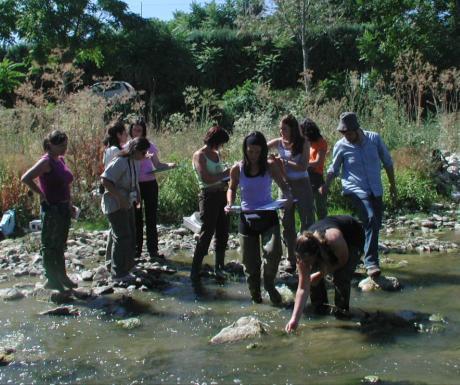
[189,111,396,332]
[21,111,396,333]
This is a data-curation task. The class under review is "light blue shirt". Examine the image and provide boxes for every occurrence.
[327,130,393,198]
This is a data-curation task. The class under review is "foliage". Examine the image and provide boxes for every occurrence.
[384,169,438,212]
[356,0,460,70]
[0,59,26,94]
[157,160,200,224]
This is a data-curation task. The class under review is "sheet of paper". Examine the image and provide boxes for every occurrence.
[149,164,176,174]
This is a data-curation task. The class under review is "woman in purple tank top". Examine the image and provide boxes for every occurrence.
[21,130,76,292]
[226,131,293,305]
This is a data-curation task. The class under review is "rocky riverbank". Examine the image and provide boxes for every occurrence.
[0,204,458,302]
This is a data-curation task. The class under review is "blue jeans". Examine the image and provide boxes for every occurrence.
[346,193,383,271]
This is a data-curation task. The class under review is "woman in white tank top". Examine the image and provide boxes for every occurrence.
[268,114,315,272]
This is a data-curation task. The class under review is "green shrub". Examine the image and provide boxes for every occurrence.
[383,169,438,211]
[157,160,200,223]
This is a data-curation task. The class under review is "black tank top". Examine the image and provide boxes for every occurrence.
[308,215,364,250]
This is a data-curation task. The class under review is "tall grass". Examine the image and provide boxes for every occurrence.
[0,54,458,226]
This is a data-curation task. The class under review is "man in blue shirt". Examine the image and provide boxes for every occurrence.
[321,112,397,278]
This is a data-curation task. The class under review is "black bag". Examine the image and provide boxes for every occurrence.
[239,210,278,235]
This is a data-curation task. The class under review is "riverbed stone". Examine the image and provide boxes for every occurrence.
[0,288,25,301]
[39,306,80,316]
[116,317,142,330]
[210,316,268,344]
[81,270,94,281]
[93,285,114,296]
[358,276,401,292]
[93,265,110,281]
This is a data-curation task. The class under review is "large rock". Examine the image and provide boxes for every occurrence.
[358,276,401,292]
[0,288,25,301]
[116,317,142,330]
[210,316,267,344]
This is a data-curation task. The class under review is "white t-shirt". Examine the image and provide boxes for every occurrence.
[100,157,139,214]
[103,146,121,168]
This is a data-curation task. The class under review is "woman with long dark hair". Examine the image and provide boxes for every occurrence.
[191,125,230,289]
[226,131,293,304]
[102,121,128,168]
[301,118,328,220]
[129,118,174,260]
[21,130,76,291]
[101,137,150,281]
[268,114,315,271]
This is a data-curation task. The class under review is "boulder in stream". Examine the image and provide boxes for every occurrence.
[210,316,268,344]
[39,306,80,316]
[358,276,401,292]
[116,317,142,330]
[0,288,25,301]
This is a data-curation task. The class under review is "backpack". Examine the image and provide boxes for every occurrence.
[0,209,16,237]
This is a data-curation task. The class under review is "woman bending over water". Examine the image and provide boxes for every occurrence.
[286,215,364,332]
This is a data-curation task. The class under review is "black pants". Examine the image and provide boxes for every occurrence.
[310,245,362,312]
[191,189,229,280]
[134,180,159,257]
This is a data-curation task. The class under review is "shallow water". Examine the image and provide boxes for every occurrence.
[1,239,460,384]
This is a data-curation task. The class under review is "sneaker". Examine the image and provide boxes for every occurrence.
[367,266,381,278]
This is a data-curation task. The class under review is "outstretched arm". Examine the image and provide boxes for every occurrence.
[286,260,311,333]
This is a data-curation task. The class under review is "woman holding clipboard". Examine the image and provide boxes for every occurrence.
[225,131,293,305]
[191,126,230,290]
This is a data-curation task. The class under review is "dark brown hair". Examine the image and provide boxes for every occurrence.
[103,121,126,149]
[300,118,322,142]
[295,231,338,272]
[204,125,229,147]
[280,114,304,156]
[118,137,150,158]
[43,130,67,151]
[129,117,147,138]
[242,131,268,176]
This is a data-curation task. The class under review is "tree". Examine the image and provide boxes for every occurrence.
[14,0,144,63]
[0,0,17,48]
[356,0,460,71]
[272,0,343,91]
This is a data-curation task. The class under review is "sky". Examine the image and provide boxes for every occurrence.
[123,0,228,20]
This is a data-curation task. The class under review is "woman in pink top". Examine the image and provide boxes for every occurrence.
[129,118,174,260]
[21,130,76,292]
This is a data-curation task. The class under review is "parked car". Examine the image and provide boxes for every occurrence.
[91,81,136,100]
[91,81,142,122]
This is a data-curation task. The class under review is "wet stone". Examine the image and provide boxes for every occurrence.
[39,306,80,316]
[358,276,401,292]
[210,316,268,344]
[0,288,25,301]
[116,317,142,330]
[81,270,94,281]
[93,285,114,296]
